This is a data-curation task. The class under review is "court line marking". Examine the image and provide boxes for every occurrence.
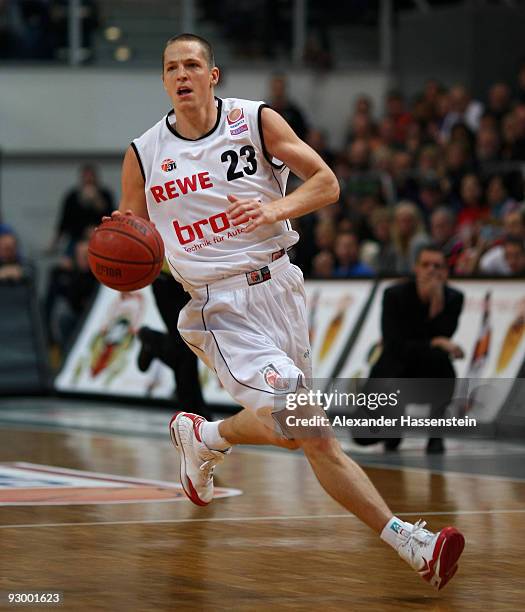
[2,422,525,483]
[0,508,524,530]
[0,462,242,506]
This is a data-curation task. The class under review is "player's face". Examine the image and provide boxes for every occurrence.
[162,41,218,111]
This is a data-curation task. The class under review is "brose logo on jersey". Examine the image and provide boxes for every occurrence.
[161,158,177,172]
[173,211,231,245]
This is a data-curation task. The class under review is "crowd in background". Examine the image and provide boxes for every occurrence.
[43,165,111,353]
[285,71,525,279]
[3,69,525,358]
[0,165,110,357]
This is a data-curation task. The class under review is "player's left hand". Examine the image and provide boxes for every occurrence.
[226,194,279,232]
[101,209,135,223]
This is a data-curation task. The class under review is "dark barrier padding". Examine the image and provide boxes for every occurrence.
[0,278,49,395]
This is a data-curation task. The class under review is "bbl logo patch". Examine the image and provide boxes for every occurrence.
[227,108,249,137]
[161,158,177,172]
[227,108,243,124]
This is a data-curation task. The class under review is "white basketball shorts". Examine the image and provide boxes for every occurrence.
[177,256,312,412]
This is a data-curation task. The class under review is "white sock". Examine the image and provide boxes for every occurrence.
[380,516,413,551]
[201,420,231,451]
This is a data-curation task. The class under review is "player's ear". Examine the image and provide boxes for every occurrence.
[210,66,220,87]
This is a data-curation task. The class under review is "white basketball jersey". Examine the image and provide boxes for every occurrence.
[132,97,299,289]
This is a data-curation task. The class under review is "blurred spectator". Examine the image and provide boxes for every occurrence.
[485,82,512,125]
[343,139,384,209]
[486,175,517,220]
[49,164,114,254]
[311,250,335,279]
[0,232,24,281]
[478,235,525,277]
[360,207,396,275]
[268,74,308,140]
[391,150,418,201]
[354,94,373,118]
[45,239,97,349]
[417,144,441,179]
[376,117,397,151]
[371,146,395,204]
[444,141,474,204]
[411,96,434,132]
[384,90,412,144]
[476,126,501,164]
[422,79,442,115]
[456,174,489,229]
[429,207,463,270]
[333,231,374,278]
[433,89,451,134]
[137,268,207,416]
[405,122,423,156]
[417,177,444,223]
[478,112,499,133]
[391,201,429,274]
[441,85,483,139]
[510,103,525,160]
[305,128,335,167]
[314,218,337,254]
[346,111,376,145]
[297,216,337,277]
[450,122,475,155]
[502,207,525,240]
[501,112,517,160]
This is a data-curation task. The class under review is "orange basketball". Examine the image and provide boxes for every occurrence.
[88,214,165,292]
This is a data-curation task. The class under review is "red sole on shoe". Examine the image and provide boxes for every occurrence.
[437,528,465,590]
[439,562,459,591]
[424,526,465,590]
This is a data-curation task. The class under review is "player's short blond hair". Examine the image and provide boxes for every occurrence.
[162,33,215,70]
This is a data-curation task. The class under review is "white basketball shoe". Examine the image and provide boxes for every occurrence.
[398,520,465,590]
[169,412,231,506]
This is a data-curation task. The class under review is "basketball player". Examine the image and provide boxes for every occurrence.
[111,34,465,590]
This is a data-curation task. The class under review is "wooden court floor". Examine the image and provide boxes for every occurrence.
[0,425,524,611]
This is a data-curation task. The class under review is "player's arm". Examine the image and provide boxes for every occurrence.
[105,146,148,221]
[261,107,339,217]
[227,107,339,231]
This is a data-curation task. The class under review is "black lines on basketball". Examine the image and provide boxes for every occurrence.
[88,215,165,292]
